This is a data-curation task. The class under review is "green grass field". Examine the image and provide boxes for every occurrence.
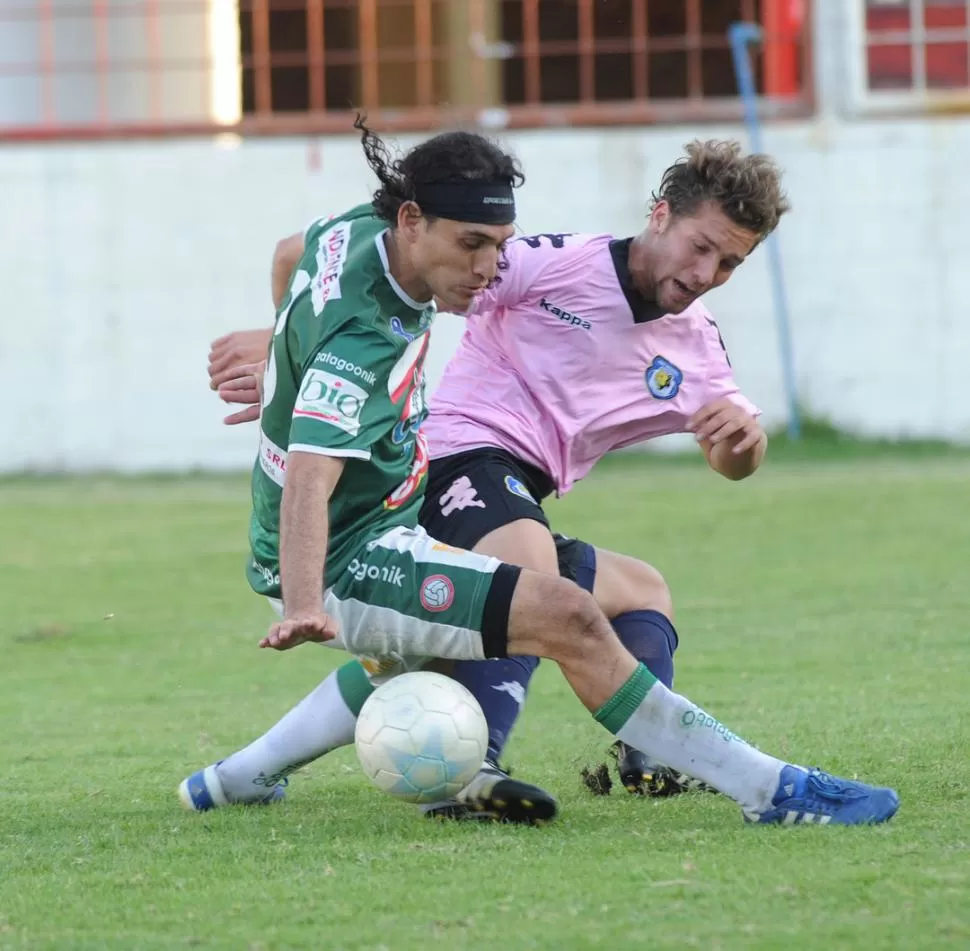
[2,451,969,950]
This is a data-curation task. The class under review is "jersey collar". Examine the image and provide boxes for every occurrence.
[608,237,667,324]
[375,231,434,312]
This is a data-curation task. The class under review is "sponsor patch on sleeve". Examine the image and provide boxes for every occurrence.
[294,369,370,436]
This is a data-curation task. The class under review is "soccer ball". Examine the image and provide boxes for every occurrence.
[354,671,488,804]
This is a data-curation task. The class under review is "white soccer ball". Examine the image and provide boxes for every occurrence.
[354,670,488,804]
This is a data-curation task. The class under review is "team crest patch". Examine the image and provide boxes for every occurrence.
[504,475,536,503]
[420,574,455,612]
[645,356,683,400]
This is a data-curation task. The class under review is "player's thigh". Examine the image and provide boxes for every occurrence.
[421,520,558,678]
[325,525,517,664]
[554,535,672,618]
[419,450,553,554]
[592,546,673,619]
[474,519,559,575]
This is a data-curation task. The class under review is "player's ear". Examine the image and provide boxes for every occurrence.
[397,201,425,244]
[649,199,671,235]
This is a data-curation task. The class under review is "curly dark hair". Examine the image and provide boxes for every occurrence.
[651,139,791,240]
[354,115,525,224]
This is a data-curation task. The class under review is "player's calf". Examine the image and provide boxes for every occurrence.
[504,571,899,826]
[505,571,634,711]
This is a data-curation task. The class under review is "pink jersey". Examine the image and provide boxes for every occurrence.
[423,231,759,494]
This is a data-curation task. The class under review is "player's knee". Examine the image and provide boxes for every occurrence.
[508,572,610,664]
[606,557,673,619]
[630,560,673,617]
[551,583,611,664]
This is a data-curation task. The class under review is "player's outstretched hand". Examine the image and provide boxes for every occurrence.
[260,612,340,651]
[208,328,273,390]
[216,361,266,425]
[687,398,764,454]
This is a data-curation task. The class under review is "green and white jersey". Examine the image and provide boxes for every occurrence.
[248,203,436,599]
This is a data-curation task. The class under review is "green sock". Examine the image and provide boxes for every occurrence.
[594,663,656,733]
[594,662,783,813]
[336,659,375,715]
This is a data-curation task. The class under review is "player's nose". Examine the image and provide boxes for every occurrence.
[691,261,718,291]
[472,248,499,283]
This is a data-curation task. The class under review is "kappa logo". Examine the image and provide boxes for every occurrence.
[439,475,486,516]
[539,297,592,331]
[491,681,526,707]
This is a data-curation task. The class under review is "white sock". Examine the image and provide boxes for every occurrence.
[603,669,785,814]
[216,670,359,802]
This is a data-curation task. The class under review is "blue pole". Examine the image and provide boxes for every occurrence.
[728,22,801,441]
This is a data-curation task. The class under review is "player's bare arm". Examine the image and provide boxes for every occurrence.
[272,232,305,309]
[687,397,767,481]
[207,232,302,395]
[260,451,344,651]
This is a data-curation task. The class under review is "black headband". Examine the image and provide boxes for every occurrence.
[413,181,516,225]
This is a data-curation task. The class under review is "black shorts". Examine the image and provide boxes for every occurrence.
[419,447,596,591]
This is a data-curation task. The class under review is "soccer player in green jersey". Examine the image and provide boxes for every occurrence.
[180,120,898,828]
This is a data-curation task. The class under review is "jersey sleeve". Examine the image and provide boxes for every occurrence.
[288,323,404,461]
[303,203,372,244]
[303,214,335,242]
[697,312,761,418]
[465,232,574,315]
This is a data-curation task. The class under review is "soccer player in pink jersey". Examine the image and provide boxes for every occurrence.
[207,140,898,828]
[415,141,772,817]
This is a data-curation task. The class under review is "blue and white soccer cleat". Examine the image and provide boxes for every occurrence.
[178,763,287,812]
[746,765,899,826]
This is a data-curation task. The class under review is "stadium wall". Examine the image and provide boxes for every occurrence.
[2,115,968,473]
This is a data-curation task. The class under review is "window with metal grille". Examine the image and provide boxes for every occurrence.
[0,0,811,140]
[851,0,970,106]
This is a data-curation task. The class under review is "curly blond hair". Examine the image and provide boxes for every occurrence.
[651,140,790,240]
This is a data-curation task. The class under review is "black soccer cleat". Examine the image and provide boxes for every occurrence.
[611,740,654,795]
[609,741,719,798]
[420,761,558,825]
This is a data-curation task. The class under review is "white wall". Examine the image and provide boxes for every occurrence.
[1,0,968,473]
[1,115,969,474]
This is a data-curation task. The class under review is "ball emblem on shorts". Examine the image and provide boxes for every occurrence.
[420,574,455,612]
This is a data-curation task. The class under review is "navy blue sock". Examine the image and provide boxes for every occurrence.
[450,656,540,764]
[611,610,678,688]
[451,542,598,765]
